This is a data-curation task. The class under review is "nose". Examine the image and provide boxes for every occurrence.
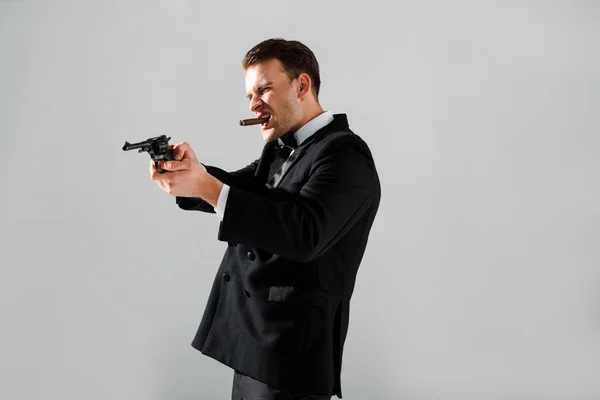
[248,95,262,113]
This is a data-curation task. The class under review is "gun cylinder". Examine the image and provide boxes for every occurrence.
[239,117,268,126]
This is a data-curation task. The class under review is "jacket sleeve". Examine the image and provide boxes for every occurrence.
[217,137,380,262]
[175,159,259,213]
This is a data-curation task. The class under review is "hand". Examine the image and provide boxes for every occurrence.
[150,141,210,198]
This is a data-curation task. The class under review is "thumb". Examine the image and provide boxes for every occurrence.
[173,142,198,162]
[169,144,183,161]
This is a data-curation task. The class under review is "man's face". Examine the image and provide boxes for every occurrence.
[245,58,303,142]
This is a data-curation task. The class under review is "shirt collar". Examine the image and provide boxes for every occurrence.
[278,110,334,148]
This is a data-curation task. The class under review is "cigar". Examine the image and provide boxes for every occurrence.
[239,117,268,126]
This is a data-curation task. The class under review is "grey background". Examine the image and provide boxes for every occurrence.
[1,1,599,399]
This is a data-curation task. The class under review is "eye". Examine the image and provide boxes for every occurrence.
[247,87,271,102]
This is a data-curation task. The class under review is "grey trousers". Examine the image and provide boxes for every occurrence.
[231,371,332,400]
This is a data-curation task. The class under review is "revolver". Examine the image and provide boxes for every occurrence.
[122,135,174,173]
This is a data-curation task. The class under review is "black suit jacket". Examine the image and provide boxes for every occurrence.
[175,114,380,398]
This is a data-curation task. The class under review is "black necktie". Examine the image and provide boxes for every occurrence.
[267,133,297,182]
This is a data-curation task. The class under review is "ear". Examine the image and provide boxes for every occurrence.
[297,73,311,99]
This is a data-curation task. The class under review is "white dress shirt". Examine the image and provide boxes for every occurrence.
[214,110,334,221]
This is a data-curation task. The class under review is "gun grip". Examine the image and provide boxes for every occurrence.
[155,148,175,173]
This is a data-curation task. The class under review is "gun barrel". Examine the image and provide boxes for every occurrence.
[122,141,149,151]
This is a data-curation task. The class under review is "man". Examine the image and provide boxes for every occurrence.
[150,38,381,399]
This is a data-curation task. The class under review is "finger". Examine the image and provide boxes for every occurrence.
[151,158,174,174]
[159,159,189,171]
[150,164,177,180]
[149,160,167,176]
[157,180,169,192]
[158,160,171,171]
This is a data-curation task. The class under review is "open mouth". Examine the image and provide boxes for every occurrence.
[260,115,272,128]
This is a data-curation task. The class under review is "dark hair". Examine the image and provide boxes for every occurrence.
[242,38,321,99]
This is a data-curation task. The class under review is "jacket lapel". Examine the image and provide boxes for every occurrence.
[255,140,276,182]
[266,142,309,189]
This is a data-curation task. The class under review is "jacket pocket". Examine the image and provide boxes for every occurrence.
[266,286,328,354]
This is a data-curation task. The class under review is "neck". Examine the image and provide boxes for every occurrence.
[291,100,324,133]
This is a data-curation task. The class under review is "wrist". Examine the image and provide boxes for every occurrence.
[199,175,223,208]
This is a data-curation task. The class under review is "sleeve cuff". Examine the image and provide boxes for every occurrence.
[214,183,230,221]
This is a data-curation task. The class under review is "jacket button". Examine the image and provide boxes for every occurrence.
[244,290,251,298]
[223,273,230,282]
[247,251,256,261]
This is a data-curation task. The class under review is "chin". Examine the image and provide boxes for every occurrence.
[261,128,279,142]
